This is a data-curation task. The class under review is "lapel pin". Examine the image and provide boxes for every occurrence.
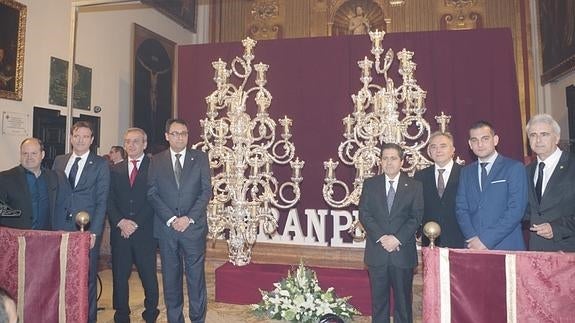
[560,165,564,169]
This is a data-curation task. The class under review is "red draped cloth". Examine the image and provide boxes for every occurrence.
[0,227,90,323]
[422,248,575,323]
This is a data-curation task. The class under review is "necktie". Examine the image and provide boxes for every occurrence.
[437,168,446,198]
[480,162,488,191]
[68,157,82,188]
[129,160,139,187]
[174,153,183,189]
[387,180,395,211]
[535,162,545,203]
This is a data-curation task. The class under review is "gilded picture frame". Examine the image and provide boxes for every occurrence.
[0,0,26,101]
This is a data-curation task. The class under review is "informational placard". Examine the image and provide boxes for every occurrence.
[2,111,29,136]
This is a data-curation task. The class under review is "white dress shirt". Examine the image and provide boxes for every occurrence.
[64,151,90,187]
[435,159,454,188]
[535,147,562,195]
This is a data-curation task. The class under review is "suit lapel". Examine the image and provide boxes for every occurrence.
[135,156,149,188]
[390,174,409,215]
[444,163,460,198]
[373,176,389,215]
[16,167,32,203]
[481,155,502,194]
[541,152,569,208]
[118,160,130,189]
[60,153,72,172]
[75,152,95,189]
[470,161,482,194]
[181,149,196,180]
[165,150,180,189]
[427,166,441,199]
[527,161,538,205]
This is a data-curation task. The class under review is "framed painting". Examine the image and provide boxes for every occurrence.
[141,0,196,32]
[539,1,575,83]
[0,0,26,101]
[133,24,175,154]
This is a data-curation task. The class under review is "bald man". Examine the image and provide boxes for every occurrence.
[0,138,59,230]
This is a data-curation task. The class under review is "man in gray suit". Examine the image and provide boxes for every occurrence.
[53,121,110,322]
[147,118,211,323]
[359,143,423,323]
[525,114,575,251]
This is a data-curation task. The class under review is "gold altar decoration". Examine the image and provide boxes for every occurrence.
[195,37,304,266]
[322,29,453,240]
[423,221,441,249]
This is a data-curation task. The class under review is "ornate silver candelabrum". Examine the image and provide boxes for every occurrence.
[195,37,304,266]
[323,30,451,239]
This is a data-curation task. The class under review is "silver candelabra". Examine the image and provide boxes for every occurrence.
[322,30,452,239]
[194,37,304,266]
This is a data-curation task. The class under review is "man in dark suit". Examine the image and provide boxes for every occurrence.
[52,121,110,322]
[414,131,465,248]
[0,138,58,230]
[147,118,211,323]
[456,121,527,251]
[108,128,159,322]
[359,143,423,323]
[525,114,575,251]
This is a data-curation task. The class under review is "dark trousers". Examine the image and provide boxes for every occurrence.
[368,264,414,323]
[158,236,207,323]
[111,231,159,323]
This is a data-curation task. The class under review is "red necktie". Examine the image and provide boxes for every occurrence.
[129,160,138,187]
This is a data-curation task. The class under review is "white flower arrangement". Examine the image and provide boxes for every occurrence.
[251,262,361,322]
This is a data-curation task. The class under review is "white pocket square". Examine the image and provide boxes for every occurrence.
[491,179,506,184]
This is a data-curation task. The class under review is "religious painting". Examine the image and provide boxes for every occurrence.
[0,0,26,101]
[133,24,175,154]
[538,0,575,83]
[331,0,386,36]
[141,0,196,32]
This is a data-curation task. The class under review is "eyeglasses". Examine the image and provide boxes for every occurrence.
[168,131,189,137]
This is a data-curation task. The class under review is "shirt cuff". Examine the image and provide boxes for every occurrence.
[166,216,177,227]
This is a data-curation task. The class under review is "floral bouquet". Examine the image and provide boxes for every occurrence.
[251,262,361,322]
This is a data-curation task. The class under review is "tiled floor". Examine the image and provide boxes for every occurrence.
[96,263,422,322]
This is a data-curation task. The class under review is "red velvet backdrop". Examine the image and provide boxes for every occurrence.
[178,29,523,240]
